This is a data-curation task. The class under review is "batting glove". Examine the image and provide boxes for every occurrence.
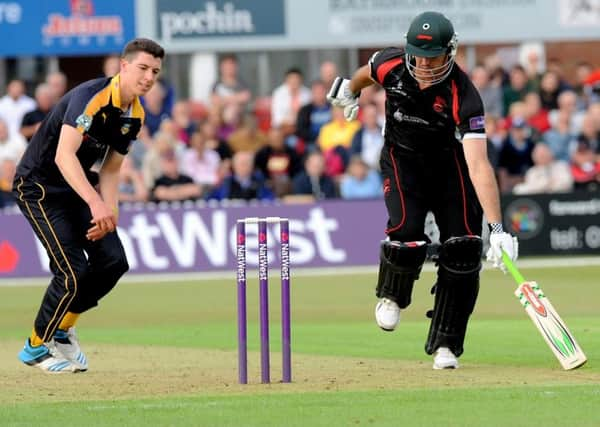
[327,77,360,121]
[486,226,519,273]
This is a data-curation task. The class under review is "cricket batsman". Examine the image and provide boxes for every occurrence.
[327,11,518,369]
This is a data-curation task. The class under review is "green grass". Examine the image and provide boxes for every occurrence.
[1,265,599,426]
[3,386,600,427]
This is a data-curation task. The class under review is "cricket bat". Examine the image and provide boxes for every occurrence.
[501,250,587,370]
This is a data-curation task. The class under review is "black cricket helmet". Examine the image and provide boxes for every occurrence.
[404,11,458,85]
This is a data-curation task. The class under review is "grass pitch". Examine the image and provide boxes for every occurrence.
[0,264,599,426]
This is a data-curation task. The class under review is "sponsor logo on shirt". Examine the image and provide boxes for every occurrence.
[76,114,92,131]
[393,110,429,125]
[469,115,485,130]
[433,96,446,113]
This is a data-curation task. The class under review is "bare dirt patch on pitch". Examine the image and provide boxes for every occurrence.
[1,340,597,405]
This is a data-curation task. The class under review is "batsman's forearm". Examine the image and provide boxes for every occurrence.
[349,65,375,94]
[469,165,502,224]
[55,152,101,204]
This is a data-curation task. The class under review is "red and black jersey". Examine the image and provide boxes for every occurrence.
[16,75,144,189]
[369,47,485,153]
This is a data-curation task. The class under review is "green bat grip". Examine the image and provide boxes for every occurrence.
[501,250,525,285]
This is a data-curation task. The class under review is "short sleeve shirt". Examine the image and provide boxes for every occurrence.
[369,47,485,153]
[16,75,145,188]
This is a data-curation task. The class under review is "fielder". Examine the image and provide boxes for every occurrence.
[328,11,518,369]
[13,38,164,373]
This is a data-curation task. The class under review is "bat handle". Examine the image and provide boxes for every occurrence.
[501,249,526,284]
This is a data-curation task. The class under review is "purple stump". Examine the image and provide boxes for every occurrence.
[258,219,270,383]
[236,220,247,384]
[280,219,292,383]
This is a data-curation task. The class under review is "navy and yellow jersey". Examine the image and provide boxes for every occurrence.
[16,75,144,189]
[369,47,485,153]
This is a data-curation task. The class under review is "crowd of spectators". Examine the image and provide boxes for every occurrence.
[1,51,600,208]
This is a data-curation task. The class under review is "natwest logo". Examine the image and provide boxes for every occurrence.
[42,0,123,44]
[35,207,347,274]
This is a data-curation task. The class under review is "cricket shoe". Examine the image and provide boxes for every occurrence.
[375,298,401,331]
[53,327,88,371]
[18,339,83,373]
[433,347,459,370]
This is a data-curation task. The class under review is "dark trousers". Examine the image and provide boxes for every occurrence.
[14,178,128,342]
[380,144,483,242]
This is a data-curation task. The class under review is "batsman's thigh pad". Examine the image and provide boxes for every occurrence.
[376,240,427,308]
[425,236,483,356]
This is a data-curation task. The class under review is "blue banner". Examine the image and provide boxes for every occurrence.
[0,0,135,56]
[156,0,285,42]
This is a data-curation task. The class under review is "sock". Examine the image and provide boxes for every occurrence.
[58,312,80,331]
[29,329,44,347]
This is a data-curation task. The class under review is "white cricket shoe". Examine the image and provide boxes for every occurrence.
[375,298,401,331]
[53,327,88,371]
[433,347,459,370]
[18,339,82,373]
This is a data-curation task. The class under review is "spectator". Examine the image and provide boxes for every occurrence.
[129,125,152,170]
[201,119,232,161]
[45,71,67,101]
[291,151,337,199]
[141,81,170,135]
[0,79,36,138]
[573,61,593,107]
[271,68,311,132]
[513,143,572,194]
[570,138,600,192]
[141,131,184,189]
[20,83,54,141]
[255,127,302,197]
[171,101,196,145]
[547,58,573,92]
[583,70,600,106]
[0,158,16,208]
[485,115,504,163]
[522,49,543,91]
[218,102,243,142]
[180,130,221,190]
[484,54,508,89]
[211,54,251,110]
[0,118,26,162]
[575,112,600,153]
[227,112,267,153]
[543,109,576,162]
[318,107,361,152]
[471,65,503,118]
[497,118,535,193]
[118,156,149,203]
[350,103,384,170]
[538,70,562,110]
[317,107,360,176]
[340,156,383,199]
[207,151,274,201]
[152,149,202,202]
[522,91,550,136]
[296,80,332,148]
[502,65,531,116]
[102,54,121,77]
[319,60,338,89]
[548,90,585,135]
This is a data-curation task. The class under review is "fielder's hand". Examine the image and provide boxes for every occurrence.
[87,198,117,241]
[327,77,360,121]
[486,232,519,273]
